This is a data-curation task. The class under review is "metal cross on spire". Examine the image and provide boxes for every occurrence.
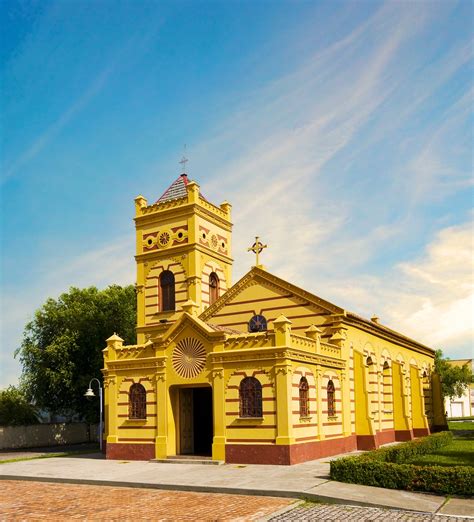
[179,144,188,174]
[247,236,268,267]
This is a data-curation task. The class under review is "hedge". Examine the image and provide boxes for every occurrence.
[330,432,473,496]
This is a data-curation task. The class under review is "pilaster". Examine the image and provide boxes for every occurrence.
[155,371,168,458]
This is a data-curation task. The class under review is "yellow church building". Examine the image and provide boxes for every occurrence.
[102,173,445,464]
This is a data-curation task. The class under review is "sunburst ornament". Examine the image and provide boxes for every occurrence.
[172,338,206,378]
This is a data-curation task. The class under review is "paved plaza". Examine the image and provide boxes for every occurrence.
[0,451,472,520]
[0,480,293,521]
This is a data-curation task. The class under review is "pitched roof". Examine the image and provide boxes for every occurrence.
[156,174,189,203]
[200,266,435,355]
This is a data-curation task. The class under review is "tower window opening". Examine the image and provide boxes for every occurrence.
[209,272,220,305]
[159,270,175,311]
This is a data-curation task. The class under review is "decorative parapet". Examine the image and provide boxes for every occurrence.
[320,342,342,358]
[290,333,317,353]
[224,332,275,350]
[197,196,230,220]
[290,332,342,359]
[139,196,188,216]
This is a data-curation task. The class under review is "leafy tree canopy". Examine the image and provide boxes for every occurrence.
[434,349,473,401]
[0,386,39,426]
[15,285,136,421]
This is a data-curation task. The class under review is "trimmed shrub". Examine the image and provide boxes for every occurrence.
[330,432,473,496]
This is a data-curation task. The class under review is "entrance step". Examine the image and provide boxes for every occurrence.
[150,456,224,465]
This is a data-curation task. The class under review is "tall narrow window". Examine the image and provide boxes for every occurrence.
[299,377,309,417]
[239,377,262,417]
[327,380,336,417]
[422,370,431,417]
[209,272,219,305]
[383,362,391,411]
[129,383,147,419]
[159,270,175,311]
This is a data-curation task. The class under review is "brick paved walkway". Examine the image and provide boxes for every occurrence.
[269,503,473,521]
[0,480,293,521]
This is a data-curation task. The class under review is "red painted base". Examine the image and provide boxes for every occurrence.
[413,428,430,437]
[225,435,357,465]
[356,435,377,450]
[106,442,155,460]
[395,429,414,441]
[376,429,396,446]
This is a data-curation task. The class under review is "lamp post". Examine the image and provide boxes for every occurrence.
[84,378,103,451]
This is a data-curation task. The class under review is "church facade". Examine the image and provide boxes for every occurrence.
[102,174,445,464]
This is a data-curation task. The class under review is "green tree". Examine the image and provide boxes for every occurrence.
[434,349,473,400]
[15,285,136,421]
[0,386,39,426]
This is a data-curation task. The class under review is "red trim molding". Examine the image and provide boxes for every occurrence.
[106,442,155,461]
[225,435,357,465]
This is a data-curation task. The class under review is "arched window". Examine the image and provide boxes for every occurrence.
[239,377,262,418]
[159,270,175,311]
[129,383,147,419]
[299,377,309,417]
[209,272,219,305]
[327,380,336,417]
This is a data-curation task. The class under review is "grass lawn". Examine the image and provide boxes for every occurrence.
[408,436,474,467]
[448,421,474,431]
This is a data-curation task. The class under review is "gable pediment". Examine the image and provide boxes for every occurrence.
[200,267,343,334]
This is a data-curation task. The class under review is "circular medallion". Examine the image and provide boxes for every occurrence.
[159,232,170,247]
[172,338,206,378]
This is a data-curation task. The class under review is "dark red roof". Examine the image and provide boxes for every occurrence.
[156,174,189,203]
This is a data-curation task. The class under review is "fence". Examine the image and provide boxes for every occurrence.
[0,422,99,450]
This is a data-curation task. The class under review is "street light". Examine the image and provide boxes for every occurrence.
[84,378,103,451]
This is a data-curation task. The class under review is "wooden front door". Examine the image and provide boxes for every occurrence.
[179,388,194,454]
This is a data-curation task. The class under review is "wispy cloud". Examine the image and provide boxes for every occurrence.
[190,1,472,356]
[2,65,114,183]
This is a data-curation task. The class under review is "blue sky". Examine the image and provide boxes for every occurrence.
[1,0,473,387]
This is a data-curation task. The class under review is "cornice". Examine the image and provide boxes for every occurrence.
[209,345,345,369]
[107,356,166,372]
[344,314,435,357]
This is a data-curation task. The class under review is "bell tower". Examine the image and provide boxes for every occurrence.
[134,173,232,343]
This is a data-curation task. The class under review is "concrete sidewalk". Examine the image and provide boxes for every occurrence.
[0,452,472,518]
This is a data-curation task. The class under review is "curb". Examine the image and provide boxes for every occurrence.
[0,474,444,514]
